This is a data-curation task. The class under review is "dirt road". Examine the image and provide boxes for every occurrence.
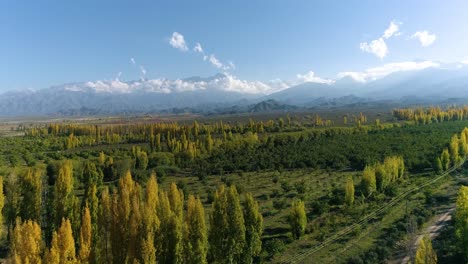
[393,207,454,264]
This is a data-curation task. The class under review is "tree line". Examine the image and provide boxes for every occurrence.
[1,161,264,264]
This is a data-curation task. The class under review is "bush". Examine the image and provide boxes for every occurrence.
[148,152,175,168]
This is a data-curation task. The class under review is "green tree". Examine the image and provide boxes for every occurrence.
[53,161,75,228]
[209,185,246,264]
[450,134,460,164]
[19,169,43,223]
[289,200,307,240]
[414,235,437,264]
[441,148,451,170]
[455,185,468,260]
[184,195,208,264]
[434,157,443,174]
[345,176,355,206]
[362,165,376,196]
[242,193,263,264]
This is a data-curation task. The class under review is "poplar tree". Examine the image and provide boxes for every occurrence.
[97,187,112,264]
[79,205,92,263]
[0,176,4,235]
[19,169,42,222]
[45,218,77,264]
[242,193,263,264]
[53,161,75,228]
[185,195,208,264]
[362,165,376,196]
[289,199,307,240]
[441,148,451,170]
[455,185,468,260]
[345,176,355,206]
[450,134,460,164]
[414,235,437,264]
[9,219,43,264]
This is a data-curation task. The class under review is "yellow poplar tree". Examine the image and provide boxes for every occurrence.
[414,235,437,264]
[455,185,468,260]
[79,205,92,263]
[9,219,43,264]
[184,195,208,264]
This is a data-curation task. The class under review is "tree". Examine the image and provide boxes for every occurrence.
[0,176,4,236]
[434,157,443,174]
[414,235,437,264]
[209,185,246,263]
[242,193,263,264]
[345,176,355,206]
[5,173,20,232]
[53,161,75,228]
[136,150,149,170]
[45,218,77,264]
[362,165,376,196]
[79,205,92,263]
[449,134,460,164]
[9,219,43,264]
[441,148,451,171]
[289,200,307,240]
[97,187,112,264]
[19,169,42,222]
[185,195,208,264]
[455,185,468,261]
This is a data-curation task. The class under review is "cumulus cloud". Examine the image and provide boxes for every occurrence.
[296,71,335,85]
[208,54,223,69]
[412,31,436,47]
[193,42,203,53]
[360,38,388,59]
[337,61,439,82]
[383,21,401,39]
[66,73,283,95]
[169,32,188,51]
[360,20,401,59]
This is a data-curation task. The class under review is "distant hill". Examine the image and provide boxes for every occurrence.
[3,64,468,116]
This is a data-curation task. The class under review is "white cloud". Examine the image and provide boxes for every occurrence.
[360,38,389,59]
[338,61,439,82]
[461,60,468,65]
[140,65,147,76]
[169,32,188,51]
[412,31,436,47]
[193,42,203,53]
[383,21,401,39]
[208,54,223,69]
[296,71,335,85]
[116,72,122,81]
[207,54,234,71]
[130,58,136,65]
[68,73,280,95]
[209,55,223,69]
[360,20,402,59]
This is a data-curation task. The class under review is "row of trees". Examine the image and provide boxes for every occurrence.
[435,127,468,172]
[2,162,264,264]
[393,106,468,124]
[361,156,405,196]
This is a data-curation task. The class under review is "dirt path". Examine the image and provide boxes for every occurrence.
[390,207,455,264]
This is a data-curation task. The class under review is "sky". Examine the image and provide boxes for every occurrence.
[1,0,468,92]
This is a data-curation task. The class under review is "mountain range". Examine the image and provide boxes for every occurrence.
[2,64,468,116]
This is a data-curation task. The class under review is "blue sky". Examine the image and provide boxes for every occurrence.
[1,0,468,92]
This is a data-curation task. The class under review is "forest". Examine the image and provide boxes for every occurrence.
[0,106,467,263]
